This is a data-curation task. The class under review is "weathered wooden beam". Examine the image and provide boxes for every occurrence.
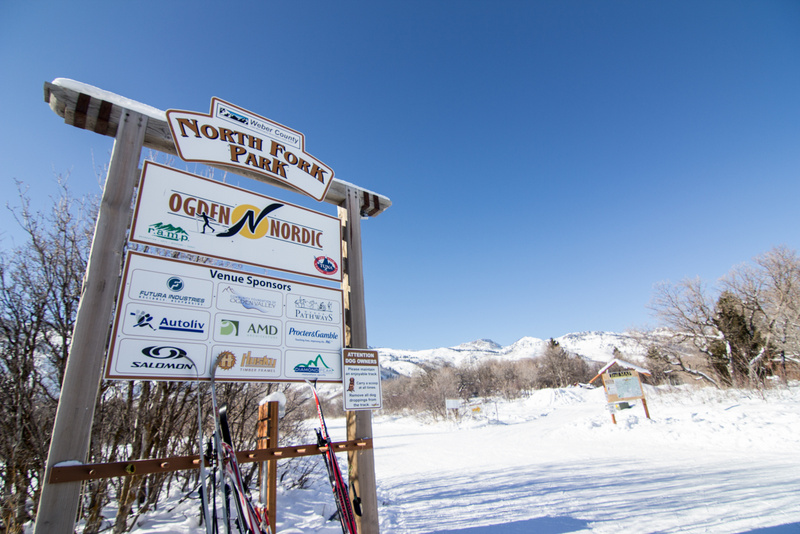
[49,439,373,483]
[44,79,391,216]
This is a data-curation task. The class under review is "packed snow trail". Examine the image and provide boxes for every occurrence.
[372,386,800,533]
[120,385,800,533]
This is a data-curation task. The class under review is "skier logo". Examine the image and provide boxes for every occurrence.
[130,310,155,330]
[199,211,216,234]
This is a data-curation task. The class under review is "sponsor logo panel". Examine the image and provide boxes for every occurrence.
[108,252,343,382]
[284,321,340,349]
[112,338,208,378]
[287,294,340,324]
[211,346,281,377]
[128,268,213,308]
[122,303,210,340]
[216,284,282,316]
[213,314,282,345]
[284,350,341,380]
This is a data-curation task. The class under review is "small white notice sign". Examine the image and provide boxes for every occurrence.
[342,349,382,411]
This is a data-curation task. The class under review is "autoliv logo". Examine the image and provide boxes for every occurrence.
[133,346,196,370]
[130,310,205,334]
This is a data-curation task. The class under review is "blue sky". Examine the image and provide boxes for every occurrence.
[2,1,799,350]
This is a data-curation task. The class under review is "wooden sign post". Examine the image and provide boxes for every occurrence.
[35,109,148,532]
[342,186,379,534]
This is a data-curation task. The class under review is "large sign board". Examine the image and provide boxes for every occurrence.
[342,349,383,411]
[130,161,341,281]
[602,371,645,403]
[166,98,334,201]
[106,251,344,382]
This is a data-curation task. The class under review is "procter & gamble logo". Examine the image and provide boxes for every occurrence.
[314,256,338,276]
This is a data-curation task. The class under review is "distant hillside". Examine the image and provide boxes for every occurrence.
[376,331,649,378]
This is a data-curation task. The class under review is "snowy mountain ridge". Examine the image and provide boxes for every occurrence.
[376,331,650,378]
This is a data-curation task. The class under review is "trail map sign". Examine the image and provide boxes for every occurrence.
[166,98,334,201]
[130,161,341,281]
[106,251,344,382]
[342,349,383,410]
[601,370,651,423]
[602,371,644,403]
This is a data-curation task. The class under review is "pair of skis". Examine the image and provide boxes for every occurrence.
[204,355,269,534]
[307,381,360,534]
[198,356,357,534]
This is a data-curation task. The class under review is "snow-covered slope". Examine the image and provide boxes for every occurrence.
[377,331,649,378]
[121,383,800,534]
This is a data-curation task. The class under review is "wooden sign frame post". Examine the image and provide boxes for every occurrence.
[35,109,148,532]
[341,186,380,534]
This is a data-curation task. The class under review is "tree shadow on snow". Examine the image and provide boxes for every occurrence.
[430,516,590,533]
[743,524,800,533]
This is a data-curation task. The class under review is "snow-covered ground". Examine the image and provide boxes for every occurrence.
[121,383,800,534]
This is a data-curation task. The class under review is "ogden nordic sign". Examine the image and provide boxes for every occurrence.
[130,162,341,281]
[166,98,334,201]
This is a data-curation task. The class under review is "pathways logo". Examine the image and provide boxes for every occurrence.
[292,296,336,322]
[293,354,335,376]
[148,222,189,242]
